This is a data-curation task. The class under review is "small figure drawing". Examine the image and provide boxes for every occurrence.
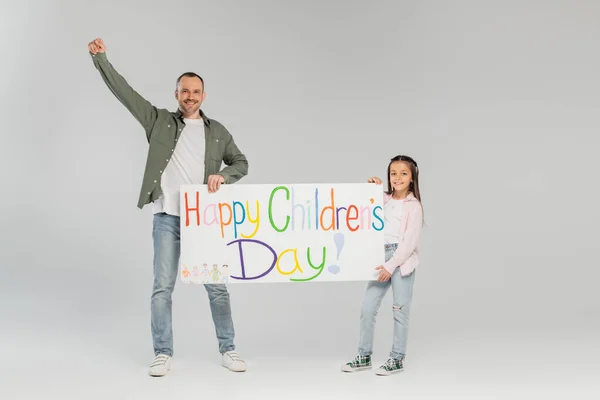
[221,264,230,284]
[191,266,200,283]
[211,264,222,283]
[181,265,191,280]
[200,263,210,283]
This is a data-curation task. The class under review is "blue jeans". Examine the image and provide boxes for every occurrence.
[358,244,416,359]
[151,213,236,356]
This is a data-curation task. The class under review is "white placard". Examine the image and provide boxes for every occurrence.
[180,183,385,284]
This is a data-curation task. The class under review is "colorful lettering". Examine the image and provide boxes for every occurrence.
[219,202,233,238]
[232,201,246,238]
[181,184,387,284]
[276,248,304,275]
[319,188,336,231]
[371,206,384,231]
[346,205,359,231]
[291,187,305,230]
[241,200,260,238]
[290,247,327,282]
[204,203,217,226]
[268,186,290,232]
[184,191,200,227]
[227,239,277,280]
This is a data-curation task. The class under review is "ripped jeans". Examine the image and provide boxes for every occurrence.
[358,243,416,360]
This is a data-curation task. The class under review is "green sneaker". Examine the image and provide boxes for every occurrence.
[341,355,372,372]
[375,357,404,375]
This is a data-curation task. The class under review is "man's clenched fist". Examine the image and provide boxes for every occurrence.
[88,38,106,54]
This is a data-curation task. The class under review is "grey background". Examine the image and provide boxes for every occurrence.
[2,0,599,398]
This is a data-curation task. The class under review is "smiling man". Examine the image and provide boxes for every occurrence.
[88,38,248,377]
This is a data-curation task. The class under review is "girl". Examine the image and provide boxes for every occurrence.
[341,154,423,376]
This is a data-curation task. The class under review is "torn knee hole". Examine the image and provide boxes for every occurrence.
[392,304,403,311]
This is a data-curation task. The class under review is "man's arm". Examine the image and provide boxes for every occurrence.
[219,132,248,184]
[206,127,248,193]
[88,38,158,139]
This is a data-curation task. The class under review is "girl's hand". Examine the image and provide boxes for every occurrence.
[375,265,391,282]
[368,176,382,184]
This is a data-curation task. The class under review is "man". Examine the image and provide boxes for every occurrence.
[87,38,249,377]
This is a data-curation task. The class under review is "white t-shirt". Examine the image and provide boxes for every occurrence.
[384,198,404,244]
[152,118,206,216]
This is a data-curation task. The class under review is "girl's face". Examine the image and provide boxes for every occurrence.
[389,161,412,194]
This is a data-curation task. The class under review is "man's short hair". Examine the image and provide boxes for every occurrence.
[176,72,204,91]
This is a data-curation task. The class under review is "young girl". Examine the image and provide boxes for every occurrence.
[342,154,423,376]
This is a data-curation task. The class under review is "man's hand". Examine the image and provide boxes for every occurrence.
[368,176,382,184]
[88,38,106,55]
[207,174,225,193]
[375,265,391,282]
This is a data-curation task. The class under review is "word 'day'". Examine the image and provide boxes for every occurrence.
[179,183,385,284]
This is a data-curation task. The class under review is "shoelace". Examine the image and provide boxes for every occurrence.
[384,358,398,369]
[151,355,169,367]
[226,351,241,361]
[351,356,366,366]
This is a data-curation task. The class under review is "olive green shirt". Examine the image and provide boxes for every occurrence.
[90,52,249,209]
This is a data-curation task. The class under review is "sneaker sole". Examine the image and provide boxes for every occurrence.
[341,365,372,372]
[222,364,247,372]
[148,369,170,377]
[375,368,403,376]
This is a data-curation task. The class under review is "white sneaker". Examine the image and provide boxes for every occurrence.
[221,351,247,372]
[148,354,171,377]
